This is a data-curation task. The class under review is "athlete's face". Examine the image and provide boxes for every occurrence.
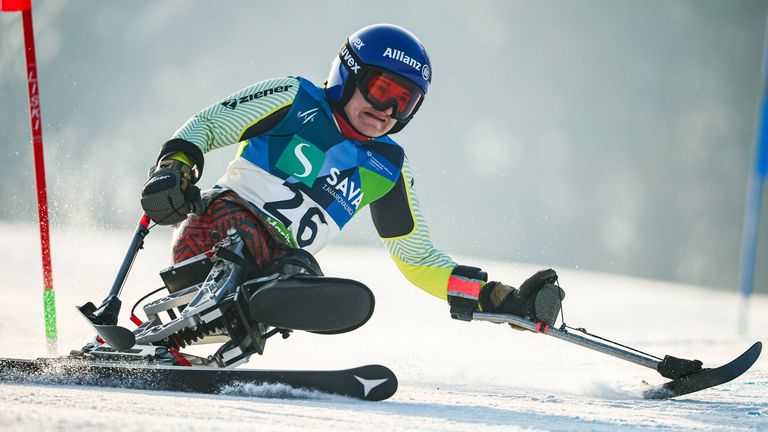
[344,88,397,137]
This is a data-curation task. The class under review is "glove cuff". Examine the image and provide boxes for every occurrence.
[447,265,487,301]
[447,265,487,322]
[157,139,205,183]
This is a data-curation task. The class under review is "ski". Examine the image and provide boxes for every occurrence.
[642,341,762,399]
[0,357,398,401]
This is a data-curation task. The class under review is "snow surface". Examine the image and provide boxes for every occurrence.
[0,223,766,431]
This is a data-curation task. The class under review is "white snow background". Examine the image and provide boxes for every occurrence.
[0,223,766,431]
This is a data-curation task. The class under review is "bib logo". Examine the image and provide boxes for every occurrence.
[324,167,364,215]
[298,108,319,124]
[275,137,325,187]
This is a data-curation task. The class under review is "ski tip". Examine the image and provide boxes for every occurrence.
[747,341,762,364]
[642,341,763,400]
[739,341,762,365]
[347,364,398,401]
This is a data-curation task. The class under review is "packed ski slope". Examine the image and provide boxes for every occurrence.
[0,223,766,431]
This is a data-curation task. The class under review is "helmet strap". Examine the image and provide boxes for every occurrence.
[387,121,407,135]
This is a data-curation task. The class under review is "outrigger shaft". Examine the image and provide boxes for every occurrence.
[473,312,691,376]
[75,214,151,349]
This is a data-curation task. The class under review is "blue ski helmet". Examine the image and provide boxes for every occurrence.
[325,24,432,134]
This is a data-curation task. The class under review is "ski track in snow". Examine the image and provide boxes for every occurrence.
[0,224,766,431]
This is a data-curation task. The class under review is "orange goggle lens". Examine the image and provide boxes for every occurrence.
[360,70,423,121]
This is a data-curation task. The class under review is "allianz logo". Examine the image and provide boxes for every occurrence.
[382,48,430,80]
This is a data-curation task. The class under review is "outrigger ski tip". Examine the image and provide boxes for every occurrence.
[473,312,763,399]
[643,341,762,400]
[76,302,136,352]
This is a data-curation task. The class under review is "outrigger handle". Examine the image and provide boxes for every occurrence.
[77,214,152,326]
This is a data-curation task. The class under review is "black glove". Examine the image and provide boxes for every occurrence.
[140,158,202,226]
[479,269,565,329]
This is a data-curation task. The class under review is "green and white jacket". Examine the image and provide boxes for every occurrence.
[162,76,463,300]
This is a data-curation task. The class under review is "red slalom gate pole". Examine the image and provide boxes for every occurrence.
[3,0,58,355]
[22,5,58,356]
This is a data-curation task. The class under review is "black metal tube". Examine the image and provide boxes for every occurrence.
[108,215,151,299]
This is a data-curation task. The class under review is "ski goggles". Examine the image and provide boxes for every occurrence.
[356,68,424,122]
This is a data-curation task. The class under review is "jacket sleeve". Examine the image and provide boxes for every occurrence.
[370,157,457,299]
[158,77,299,163]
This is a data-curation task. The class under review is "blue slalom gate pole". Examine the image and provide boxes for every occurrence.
[738,13,768,334]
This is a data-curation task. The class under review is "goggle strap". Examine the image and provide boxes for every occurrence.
[337,42,365,78]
